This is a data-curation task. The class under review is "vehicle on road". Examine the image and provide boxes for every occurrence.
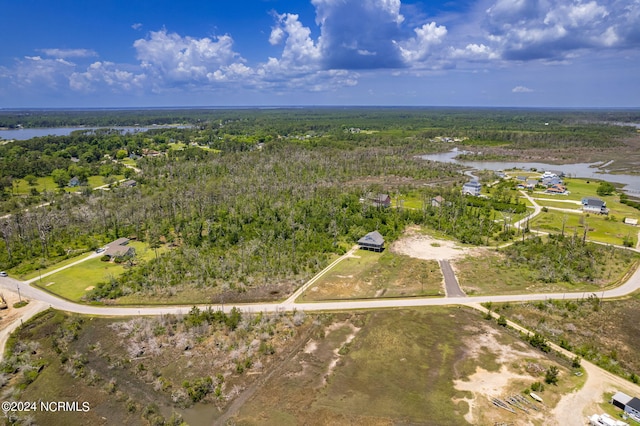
[0,271,7,277]
[95,248,105,254]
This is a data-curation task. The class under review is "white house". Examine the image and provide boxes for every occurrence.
[462,180,482,196]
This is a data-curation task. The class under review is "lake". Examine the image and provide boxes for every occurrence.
[421,148,640,196]
[0,125,187,140]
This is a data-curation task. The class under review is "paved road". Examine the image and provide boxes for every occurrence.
[2,256,640,317]
[439,260,466,297]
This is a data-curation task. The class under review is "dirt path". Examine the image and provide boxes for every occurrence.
[468,302,640,425]
[553,360,640,425]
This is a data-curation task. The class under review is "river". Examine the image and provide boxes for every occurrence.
[0,125,188,140]
[421,148,640,196]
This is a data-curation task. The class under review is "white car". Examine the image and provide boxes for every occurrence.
[0,271,7,277]
[96,248,106,254]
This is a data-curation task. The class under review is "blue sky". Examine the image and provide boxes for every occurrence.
[1,0,638,108]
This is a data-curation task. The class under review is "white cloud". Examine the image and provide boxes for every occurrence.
[38,48,98,59]
[512,85,533,93]
[268,13,321,70]
[9,56,75,89]
[396,22,448,64]
[132,23,143,31]
[311,0,407,69]
[70,61,146,92]
[133,29,245,84]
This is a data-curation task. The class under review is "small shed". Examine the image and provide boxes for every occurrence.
[612,392,632,410]
[624,218,638,226]
[358,231,385,252]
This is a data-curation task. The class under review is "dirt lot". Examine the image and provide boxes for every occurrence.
[390,227,486,261]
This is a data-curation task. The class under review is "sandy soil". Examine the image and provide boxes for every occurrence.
[391,229,484,261]
[454,323,547,425]
[553,360,640,426]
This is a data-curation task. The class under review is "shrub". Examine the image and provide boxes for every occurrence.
[544,366,559,385]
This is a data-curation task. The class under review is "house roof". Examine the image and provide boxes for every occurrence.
[358,231,384,246]
[627,397,640,411]
[374,194,390,201]
[432,195,445,203]
[584,198,605,207]
[612,391,632,405]
[104,238,131,257]
[463,181,481,188]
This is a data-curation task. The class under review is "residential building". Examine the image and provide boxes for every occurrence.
[358,231,385,252]
[623,218,638,226]
[462,180,482,196]
[582,197,608,214]
[625,397,640,422]
[104,237,135,259]
[68,176,80,187]
[371,194,391,208]
[121,179,137,188]
[545,184,567,194]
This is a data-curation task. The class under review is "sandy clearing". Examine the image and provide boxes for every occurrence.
[553,360,640,426]
[391,230,484,261]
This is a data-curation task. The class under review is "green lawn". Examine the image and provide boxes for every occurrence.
[32,241,158,301]
[11,175,125,195]
[532,210,638,246]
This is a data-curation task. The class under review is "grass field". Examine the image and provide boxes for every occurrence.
[532,210,638,246]
[300,250,444,301]
[11,174,125,195]
[233,307,584,425]
[32,241,157,301]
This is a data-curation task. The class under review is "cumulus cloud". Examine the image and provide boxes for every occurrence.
[8,56,76,90]
[133,29,246,85]
[483,0,639,61]
[267,13,320,71]
[512,85,533,93]
[396,22,448,64]
[311,0,407,69]
[70,61,146,92]
[38,48,98,59]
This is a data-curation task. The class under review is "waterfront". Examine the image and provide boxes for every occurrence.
[422,148,640,196]
[0,125,187,140]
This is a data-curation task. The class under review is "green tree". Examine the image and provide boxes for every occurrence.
[24,174,38,186]
[544,365,559,385]
[596,181,615,196]
[51,168,70,188]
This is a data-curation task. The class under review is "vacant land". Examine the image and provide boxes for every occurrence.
[1,307,590,426]
[453,238,639,295]
[231,307,583,425]
[301,250,443,301]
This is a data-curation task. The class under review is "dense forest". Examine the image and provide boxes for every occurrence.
[1,108,638,303]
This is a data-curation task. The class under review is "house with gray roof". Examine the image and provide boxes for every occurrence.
[104,237,135,259]
[582,197,608,214]
[358,231,385,252]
